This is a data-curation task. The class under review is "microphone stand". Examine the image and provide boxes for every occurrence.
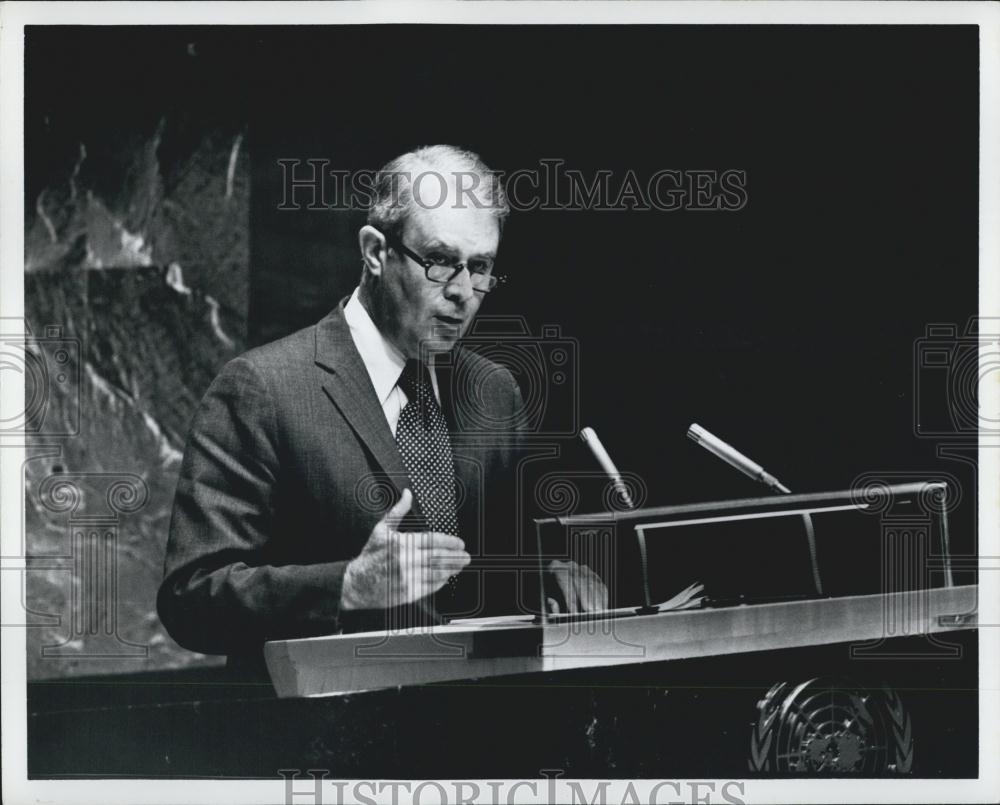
[688,424,824,597]
[766,479,824,597]
[579,428,659,614]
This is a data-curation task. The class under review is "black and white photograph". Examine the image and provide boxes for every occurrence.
[1,2,998,804]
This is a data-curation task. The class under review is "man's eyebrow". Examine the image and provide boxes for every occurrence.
[419,239,496,261]
[418,239,455,253]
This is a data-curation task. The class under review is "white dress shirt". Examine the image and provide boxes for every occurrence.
[343,287,441,436]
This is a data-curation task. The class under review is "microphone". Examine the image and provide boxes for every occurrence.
[580,426,635,509]
[686,423,790,493]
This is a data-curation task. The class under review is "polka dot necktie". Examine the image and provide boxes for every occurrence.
[394,359,459,537]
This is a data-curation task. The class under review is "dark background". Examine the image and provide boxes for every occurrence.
[249,25,979,524]
[24,25,980,678]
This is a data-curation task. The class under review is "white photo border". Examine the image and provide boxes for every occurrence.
[2,2,997,804]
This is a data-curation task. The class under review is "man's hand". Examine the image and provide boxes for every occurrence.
[545,559,609,614]
[340,489,471,610]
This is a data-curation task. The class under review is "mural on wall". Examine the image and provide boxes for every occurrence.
[21,31,250,678]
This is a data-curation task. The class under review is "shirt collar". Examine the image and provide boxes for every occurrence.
[343,287,407,406]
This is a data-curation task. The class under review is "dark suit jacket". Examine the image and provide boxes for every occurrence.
[157,300,526,668]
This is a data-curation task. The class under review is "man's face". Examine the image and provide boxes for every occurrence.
[378,195,500,359]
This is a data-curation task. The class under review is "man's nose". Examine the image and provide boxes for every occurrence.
[443,267,476,303]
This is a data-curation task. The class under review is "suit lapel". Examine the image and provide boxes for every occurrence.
[314,301,414,504]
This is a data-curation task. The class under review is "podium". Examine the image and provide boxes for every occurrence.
[265,481,970,696]
[255,481,979,776]
[28,482,979,778]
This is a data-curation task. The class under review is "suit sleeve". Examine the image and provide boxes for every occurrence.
[157,356,348,654]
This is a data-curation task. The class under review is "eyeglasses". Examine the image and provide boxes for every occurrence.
[387,236,506,294]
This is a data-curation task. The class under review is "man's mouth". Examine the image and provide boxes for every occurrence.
[434,315,464,327]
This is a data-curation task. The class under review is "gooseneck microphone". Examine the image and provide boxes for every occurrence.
[580,426,656,613]
[580,426,635,509]
[686,423,791,494]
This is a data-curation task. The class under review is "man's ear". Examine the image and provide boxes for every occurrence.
[358,225,387,277]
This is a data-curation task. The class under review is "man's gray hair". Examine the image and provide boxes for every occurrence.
[366,145,509,241]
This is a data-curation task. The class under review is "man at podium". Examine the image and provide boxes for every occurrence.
[157,145,606,680]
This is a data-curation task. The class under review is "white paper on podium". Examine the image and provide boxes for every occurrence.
[447,581,705,628]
